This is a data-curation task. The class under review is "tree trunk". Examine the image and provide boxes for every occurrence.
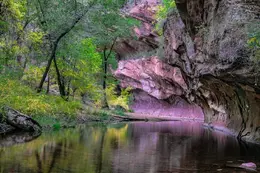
[36,43,56,93]
[95,129,105,173]
[102,48,109,108]
[53,56,66,97]
[102,39,117,108]
[46,73,50,94]
[36,4,92,94]
[66,79,71,99]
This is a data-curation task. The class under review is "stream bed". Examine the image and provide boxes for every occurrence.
[0,121,260,173]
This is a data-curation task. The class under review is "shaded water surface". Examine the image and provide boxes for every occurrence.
[0,121,260,173]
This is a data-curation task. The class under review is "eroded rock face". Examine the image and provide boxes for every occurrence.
[131,89,204,120]
[115,0,260,143]
[115,0,160,59]
[113,56,204,119]
[114,56,187,99]
[163,0,260,142]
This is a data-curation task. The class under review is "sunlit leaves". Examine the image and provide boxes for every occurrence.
[154,0,176,35]
[56,38,103,102]
[248,23,260,62]
[28,31,44,45]
[22,65,44,87]
[106,84,132,110]
[0,75,82,116]
[248,36,260,48]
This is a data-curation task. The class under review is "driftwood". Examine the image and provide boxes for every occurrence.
[226,163,257,172]
[3,106,42,132]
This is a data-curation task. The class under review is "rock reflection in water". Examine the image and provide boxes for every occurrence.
[0,122,259,173]
[0,131,41,147]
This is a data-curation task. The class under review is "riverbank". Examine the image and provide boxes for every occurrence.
[0,107,127,134]
[0,105,204,134]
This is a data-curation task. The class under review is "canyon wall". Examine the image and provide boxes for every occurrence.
[115,0,260,143]
[163,0,260,142]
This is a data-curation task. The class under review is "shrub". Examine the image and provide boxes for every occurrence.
[154,0,176,35]
[0,75,82,117]
[106,84,132,111]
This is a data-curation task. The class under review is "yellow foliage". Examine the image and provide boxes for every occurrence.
[28,31,44,45]
[248,37,257,44]
[25,98,52,115]
[106,84,132,110]
[22,65,44,87]
[0,75,82,117]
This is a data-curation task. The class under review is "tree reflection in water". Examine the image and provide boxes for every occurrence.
[0,122,259,173]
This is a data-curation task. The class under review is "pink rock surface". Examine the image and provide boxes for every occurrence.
[130,90,204,120]
[114,56,188,100]
[113,57,204,120]
[126,0,159,23]
[114,0,159,59]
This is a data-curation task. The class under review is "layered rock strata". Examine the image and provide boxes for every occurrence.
[115,0,260,143]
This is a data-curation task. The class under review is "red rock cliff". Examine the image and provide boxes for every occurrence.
[115,0,260,143]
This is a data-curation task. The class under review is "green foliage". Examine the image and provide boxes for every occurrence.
[27,31,44,50]
[57,38,103,104]
[22,65,44,87]
[0,0,47,76]
[0,0,136,121]
[0,0,27,29]
[89,7,140,47]
[156,0,176,20]
[0,75,82,117]
[84,108,112,120]
[0,0,26,55]
[112,106,127,116]
[248,23,260,62]
[154,0,176,35]
[53,123,62,130]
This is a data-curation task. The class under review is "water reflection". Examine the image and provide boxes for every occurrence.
[0,131,40,147]
[0,121,259,173]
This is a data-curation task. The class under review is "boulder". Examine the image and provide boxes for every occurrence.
[3,106,42,132]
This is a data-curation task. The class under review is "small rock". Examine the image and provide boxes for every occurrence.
[240,162,257,169]
[217,169,222,171]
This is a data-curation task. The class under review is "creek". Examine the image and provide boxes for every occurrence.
[0,121,260,173]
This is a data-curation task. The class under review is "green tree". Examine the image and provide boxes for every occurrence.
[34,0,96,97]
[56,38,102,102]
[88,6,140,107]
[34,0,137,102]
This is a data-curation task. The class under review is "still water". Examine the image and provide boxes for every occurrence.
[0,121,260,173]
